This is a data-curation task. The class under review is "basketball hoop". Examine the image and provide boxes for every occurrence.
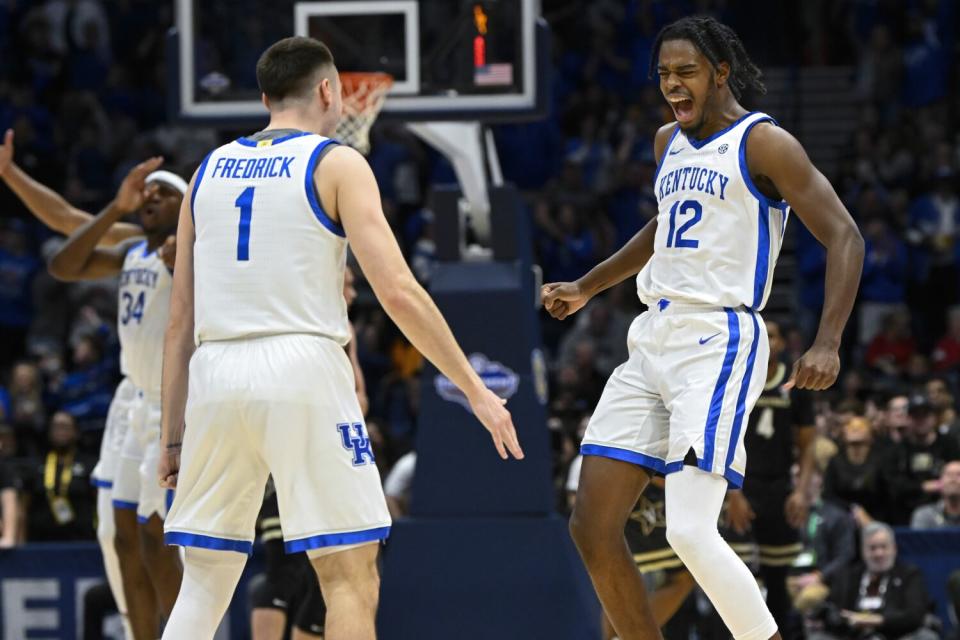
[336,72,393,155]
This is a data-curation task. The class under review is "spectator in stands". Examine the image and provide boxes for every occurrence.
[860,25,903,119]
[884,394,912,447]
[0,423,21,547]
[51,332,115,426]
[823,418,892,525]
[931,308,960,373]
[888,396,960,523]
[549,365,592,433]
[900,11,950,109]
[859,217,909,345]
[908,168,959,340]
[910,460,960,529]
[536,202,598,284]
[812,523,936,640]
[23,410,96,541]
[2,359,46,457]
[0,219,41,368]
[865,310,917,378]
[788,471,858,617]
[568,340,606,407]
[605,160,657,251]
[557,299,629,378]
[925,377,960,444]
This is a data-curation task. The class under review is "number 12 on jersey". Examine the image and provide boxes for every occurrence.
[666,199,702,249]
[235,186,255,261]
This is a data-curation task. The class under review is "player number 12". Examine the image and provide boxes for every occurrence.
[235,186,255,261]
[666,199,702,249]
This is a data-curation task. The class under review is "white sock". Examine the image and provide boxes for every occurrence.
[96,489,134,639]
[665,466,777,640]
[161,547,247,640]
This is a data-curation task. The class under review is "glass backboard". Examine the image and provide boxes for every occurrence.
[171,0,548,124]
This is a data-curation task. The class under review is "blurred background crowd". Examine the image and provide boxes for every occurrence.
[0,0,959,638]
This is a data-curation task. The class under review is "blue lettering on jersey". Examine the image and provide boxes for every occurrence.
[337,423,375,466]
[119,267,159,288]
[211,156,295,180]
[658,167,730,201]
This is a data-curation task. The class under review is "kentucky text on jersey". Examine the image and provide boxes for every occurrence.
[120,267,159,288]
[210,156,294,180]
[657,166,731,201]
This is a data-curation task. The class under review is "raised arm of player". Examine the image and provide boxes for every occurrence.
[320,145,522,460]
[541,122,675,320]
[0,129,143,245]
[747,124,864,391]
[48,157,162,281]
[157,172,197,489]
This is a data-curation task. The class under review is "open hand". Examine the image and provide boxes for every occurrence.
[541,281,590,320]
[784,344,840,391]
[725,490,755,534]
[115,156,164,213]
[785,489,810,528]
[469,388,524,460]
[841,610,883,628]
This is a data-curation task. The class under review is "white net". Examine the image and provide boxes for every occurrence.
[336,72,393,155]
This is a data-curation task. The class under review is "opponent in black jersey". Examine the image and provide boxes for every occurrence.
[726,320,816,633]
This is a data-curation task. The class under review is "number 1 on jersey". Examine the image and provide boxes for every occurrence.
[235,186,255,261]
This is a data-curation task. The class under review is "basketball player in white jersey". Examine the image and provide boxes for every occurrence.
[0,130,141,637]
[543,16,864,640]
[157,37,522,640]
[49,157,185,640]
[0,129,171,639]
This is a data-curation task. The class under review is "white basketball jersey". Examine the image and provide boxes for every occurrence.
[191,132,350,346]
[637,112,790,311]
[118,241,172,397]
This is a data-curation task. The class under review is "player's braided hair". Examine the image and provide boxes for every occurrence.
[649,15,766,100]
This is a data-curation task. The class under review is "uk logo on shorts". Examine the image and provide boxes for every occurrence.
[337,423,375,466]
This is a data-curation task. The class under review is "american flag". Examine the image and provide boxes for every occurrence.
[474,63,514,86]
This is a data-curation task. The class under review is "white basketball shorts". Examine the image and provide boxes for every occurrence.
[91,377,136,489]
[581,299,769,487]
[112,387,172,521]
[165,334,391,555]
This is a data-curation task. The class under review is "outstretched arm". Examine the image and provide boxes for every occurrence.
[48,157,162,281]
[747,124,864,390]
[0,129,142,244]
[322,145,522,460]
[158,173,197,489]
[541,122,676,319]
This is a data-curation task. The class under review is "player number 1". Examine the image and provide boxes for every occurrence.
[235,186,255,261]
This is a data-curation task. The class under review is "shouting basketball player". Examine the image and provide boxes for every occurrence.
[48,156,186,639]
[0,129,149,639]
[542,15,863,640]
[157,37,522,640]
